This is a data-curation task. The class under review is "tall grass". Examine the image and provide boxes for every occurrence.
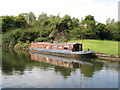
[68,39,119,55]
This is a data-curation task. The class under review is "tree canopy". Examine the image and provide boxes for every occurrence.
[1,12,119,48]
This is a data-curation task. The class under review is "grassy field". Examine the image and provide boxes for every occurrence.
[68,39,119,55]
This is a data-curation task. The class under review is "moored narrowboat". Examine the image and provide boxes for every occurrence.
[29,42,97,58]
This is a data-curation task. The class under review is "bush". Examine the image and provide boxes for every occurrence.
[35,37,49,42]
[9,38,16,48]
[23,43,30,50]
[14,42,30,51]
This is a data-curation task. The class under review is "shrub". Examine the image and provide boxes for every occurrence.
[14,43,24,50]
[9,38,16,49]
[35,37,49,42]
[14,42,30,51]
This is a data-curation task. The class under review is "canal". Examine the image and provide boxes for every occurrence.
[1,49,118,88]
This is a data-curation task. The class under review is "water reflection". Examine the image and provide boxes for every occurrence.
[30,53,80,69]
[30,52,105,78]
[2,49,118,88]
[2,50,29,75]
[2,50,117,77]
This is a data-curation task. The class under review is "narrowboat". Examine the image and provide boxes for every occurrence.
[29,42,97,58]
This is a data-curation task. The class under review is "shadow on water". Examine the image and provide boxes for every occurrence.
[30,52,105,78]
[2,49,118,79]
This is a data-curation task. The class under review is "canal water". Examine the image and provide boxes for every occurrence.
[1,49,118,88]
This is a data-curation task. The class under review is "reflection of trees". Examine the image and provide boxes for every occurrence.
[2,49,29,75]
[80,61,103,77]
[2,58,13,75]
[80,64,94,77]
[2,49,55,75]
[30,61,53,70]
[54,66,74,79]
[2,50,73,77]
[72,62,80,69]
[4,49,115,79]
[103,63,118,71]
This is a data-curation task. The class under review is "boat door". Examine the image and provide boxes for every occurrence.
[73,43,82,51]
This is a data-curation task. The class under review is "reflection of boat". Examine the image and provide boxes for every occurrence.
[30,52,93,68]
[29,42,97,58]
[30,52,80,68]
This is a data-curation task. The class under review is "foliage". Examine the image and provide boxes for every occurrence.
[1,12,120,51]
[14,42,30,50]
[80,15,96,39]
[2,16,16,33]
[96,23,109,40]
[25,12,36,23]
[9,38,16,48]
[105,18,119,41]
[2,14,29,33]
[56,15,72,32]
[35,37,49,42]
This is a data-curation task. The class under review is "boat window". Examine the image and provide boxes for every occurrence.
[64,46,69,50]
[64,62,67,64]
[39,46,42,48]
[53,46,57,47]
[52,45,57,49]
[53,46,57,48]
[58,46,62,49]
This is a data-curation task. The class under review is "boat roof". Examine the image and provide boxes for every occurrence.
[34,42,81,45]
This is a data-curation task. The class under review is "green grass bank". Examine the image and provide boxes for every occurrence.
[68,39,119,55]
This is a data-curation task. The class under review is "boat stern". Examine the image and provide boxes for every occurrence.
[71,50,97,58]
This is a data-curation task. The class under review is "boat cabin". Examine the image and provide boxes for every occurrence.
[30,42,83,52]
[72,43,82,51]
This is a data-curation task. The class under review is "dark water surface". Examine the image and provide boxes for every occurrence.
[2,49,118,88]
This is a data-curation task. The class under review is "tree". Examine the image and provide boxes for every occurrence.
[15,14,28,28]
[38,13,48,24]
[81,15,96,39]
[71,17,79,28]
[47,15,61,29]
[2,16,16,33]
[96,23,108,40]
[28,12,36,23]
[106,19,119,41]
[56,15,72,32]
[23,12,36,23]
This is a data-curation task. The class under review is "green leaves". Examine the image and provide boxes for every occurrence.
[2,16,16,33]
[2,12,120,49]
[96,23,107,40]
[2,14,29,33]
[56,15,72,31]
